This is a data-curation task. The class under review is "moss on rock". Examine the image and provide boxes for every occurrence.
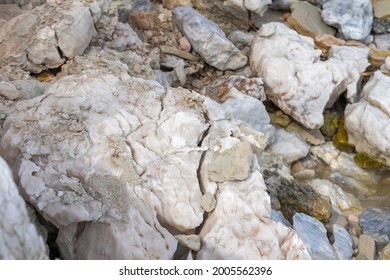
[354,152,384,169]
[332,117,354,153]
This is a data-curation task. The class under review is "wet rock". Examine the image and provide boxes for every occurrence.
[287,1,336,38]
[345,71,390,168]
[380,243,390,260]
[321,0,373,41]
[373,0,390,34]
[359,208,390,244]
[0,1,97,73]
[106,22,143,51]
[0,156,47,260]
[332,224,353,260]
[268,129,309,164]
[357,234,376,260]
[175,234,201,251]
[332,117,354,153]
[293,213,337,260]
[202,75,266,103]
[172,6,248,70]
[251,22,350,129]
[321,111,339,138]
[220,89,275,138]
[286,122,325,145]
[309,179,361,211]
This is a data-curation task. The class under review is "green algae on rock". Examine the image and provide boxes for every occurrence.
[354,152,384,169]
[321,111,339,138]
[332,117,354,152]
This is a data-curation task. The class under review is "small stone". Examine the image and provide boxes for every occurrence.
[332,224,353,260]
[359,207,390,244]
[380,243,390,260]
[128,10,160,30]
[269,111,292,128]
[286,122,325,145]
[175,234,201,251]
[321,111,339,138]
[357,234,376,260]
[293,169,315,181]
[179,36,191,52]
[288,1,336,38]
[0,81,21,100]
[228,31,254,50]
[348,214,359,223]
[352,235,359,249]
[163,0,193,10]
[201,192,216,212]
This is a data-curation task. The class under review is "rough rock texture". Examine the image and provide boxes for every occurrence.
[293,212,337,260]
[0,1,98,73]
[321,0,373,41]
[270,0,299,10]
[0,157,47,260]
[357,234,376,260]
[106,22,143,51]
[251,22,350,129]
[228,31,254,50]
[332,224,353,260]
[359,208,390,244]
[373,0,390,34]
[288,1,336,37]
[375,34,390,50]
[173,6,248,70]
[268,129,309,164]
[345,71,390,167]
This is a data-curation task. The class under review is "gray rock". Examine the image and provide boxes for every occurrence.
[228,31,254,50]
[332,224,353,260]
[357,234,376,260]
[172,6,248,70]
[118,0,151,23]
[372,0,390,34]
[12,79,49,100]
[106,22,143,51]
[375,34,390,50]
[271,209,292,228]
[293,213,337,260]
[270,0,299,10]
[380,243,390,260]
[373,18,390,34]
[0,81,20,100]
[321,0,373,41]
[359,208,390,244]
[0,156,47,259]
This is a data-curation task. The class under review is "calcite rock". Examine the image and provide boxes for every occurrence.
[251,22,350,129]
[293,212,337,260]
[332,224,353,260]
[321,0,373,41]
[0,1,97,73]
[172,6,248,70]
[287,1,336,38]
[0,157,47,260]
[345,71,390,167]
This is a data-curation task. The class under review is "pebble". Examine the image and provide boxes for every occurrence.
[200,192,216,212]
[175,234,201,251]
[357,234,376,260]
[179,36,191,52]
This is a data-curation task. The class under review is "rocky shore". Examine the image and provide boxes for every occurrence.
[0,0,390,260]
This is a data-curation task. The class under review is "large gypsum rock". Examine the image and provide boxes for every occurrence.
[172,6,248,71]
[0,1,98,73]
[321,0,373,41]
[250,22,360,129]
[0,156,47,260]
[345,71,390,168]
[196,109,310,259]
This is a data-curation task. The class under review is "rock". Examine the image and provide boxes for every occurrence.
[308,179,361,211]
[106,22,143,51]
[117,0,151,23]
[357,234,376,260]
[270,0,299,10]
[172,6,248,70]
[286,122,325,145]
[314,33,346,58]
[380,243,390,260]
[202,75,266,103]
[250,22,350,129]
[293,213,337,260]
[332,117,354,153]
[268,129,310,164]
[359,208,390,244]
[220,89,275,139]
[0,156,47,260]
[179,36,191,52]
[0,81,21,100]
[0,3,25,21]
[208,141,253,182]
[271,209,292,228]
[287,1,336,38]
[127,10,160,30]
[321,0,373,41]
[163,0,192,10]
[373,0,390,34]
[228,31,254,50]
[321,111,339,138]
[369,48,390,69]
[269,111,292,128]
[11,80,49,100]
[200,192,216,212]
[326,212,348,233]
[175,234,201,251]
[332,224,353,260]
[345,71,390,168]
[0,1,97,73]
[276,179,332,222]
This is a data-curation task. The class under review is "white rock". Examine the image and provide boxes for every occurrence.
[172,6,248,70]
[175,234,201,251]
[250,22,349,129]
[0,157,47,260]
[0,1,98,73]
[308,179,361,211]
[0,82,21,100]
[293,212,337,260]
[328,46,370,103]
[221,88,275,139]
[268,129,310,164]
[321,0,373,41]
[345,71,390,167]
[106,22,143,51]
[332,224,353,260]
